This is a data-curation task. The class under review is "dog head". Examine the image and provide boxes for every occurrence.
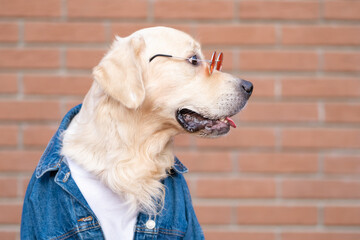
[93,27,253,138]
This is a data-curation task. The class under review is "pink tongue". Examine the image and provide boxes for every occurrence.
[226,117,236,128]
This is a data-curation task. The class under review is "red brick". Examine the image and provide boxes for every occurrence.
[205,231,275,240]
[25,22,106,43]
[324,0,360,20]
[0,204,22,224]
[324,206,360,225]
[0,74,17,94]
[0,126,18,146]
[197,25,276,45]
[283,26,360,45]
[239,51,318,71]
[325,103,360,123]
[112,23,153,37]
[68,0,147,19]
[0,0,61,17]
[196,178,276,198]
[66,48,106,69]
[24,75,91,96]
[281,77,360,98]
[111,23,192,38]
[245,77,275,98]
[0,178,18,197]
[282,180,360,199]
[237,206,317,225]
[238,152,318,173]
[0,101,61,121]
[282,232,360,240]
[282,128,360,149]
[184,179,196,196]
[239,1,319,20]
[0,49,59,69]
[0,231,17,240]
[2,2,360,233]
[324,155,360,174]
[324,52,360,72]
[195,205,232,224]
[154,0,234,20]
[21,177,32,196]
[0,23,18,42]
[0,151,42,172]
[174,134,193,148]
[64,101,83,113]
[239,102,318,122]
[23,125,57,147]
[175,151,232,172]
[196,128,276,148]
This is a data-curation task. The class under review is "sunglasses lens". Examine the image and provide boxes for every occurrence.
[209,51,216,74]
[216,52,223,71]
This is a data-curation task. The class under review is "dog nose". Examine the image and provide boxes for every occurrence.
[240,79,253,96]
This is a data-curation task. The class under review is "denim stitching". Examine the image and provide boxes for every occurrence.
[50,223,100,240]
[135,227,185,237]
[36,139,55,177]
[159,228,186,237]
[36,104,82,178]
[159,227,185,234]
[135,229,157,235]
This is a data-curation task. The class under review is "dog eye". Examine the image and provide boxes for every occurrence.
[189,55,199,66]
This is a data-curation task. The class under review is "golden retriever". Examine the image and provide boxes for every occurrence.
[61,26,253,215]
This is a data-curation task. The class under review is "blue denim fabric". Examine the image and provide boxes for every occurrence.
[21,104,204,240]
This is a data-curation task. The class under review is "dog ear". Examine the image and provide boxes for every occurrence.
[93,35,146,109]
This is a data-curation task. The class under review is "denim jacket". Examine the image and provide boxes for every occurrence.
[21,104,204,240]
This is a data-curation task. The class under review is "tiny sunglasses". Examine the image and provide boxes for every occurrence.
[149,51,223,75]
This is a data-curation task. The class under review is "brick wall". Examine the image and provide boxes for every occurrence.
[0,0,359,239]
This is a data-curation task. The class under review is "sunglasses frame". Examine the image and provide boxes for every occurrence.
[209,51,223,74]
[149,51,223,75]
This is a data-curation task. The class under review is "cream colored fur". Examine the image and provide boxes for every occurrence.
[61,27,247,215]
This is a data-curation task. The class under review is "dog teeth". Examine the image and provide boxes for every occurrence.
[220,118,228,123]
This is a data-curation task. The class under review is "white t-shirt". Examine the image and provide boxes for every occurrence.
[66,156,138,240]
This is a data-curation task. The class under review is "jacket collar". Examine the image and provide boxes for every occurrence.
[35,104,82,178]
[35,104,188,178]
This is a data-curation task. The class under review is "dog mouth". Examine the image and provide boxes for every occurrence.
[176,108,237,136]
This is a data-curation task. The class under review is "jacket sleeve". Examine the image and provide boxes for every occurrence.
[20,173,37,240]
[180,175,205,240]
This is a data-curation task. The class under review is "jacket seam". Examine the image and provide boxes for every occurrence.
[159,227,186,237]
[36,139,54,177]
[50,223,101,240]
[135,227,185,237]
